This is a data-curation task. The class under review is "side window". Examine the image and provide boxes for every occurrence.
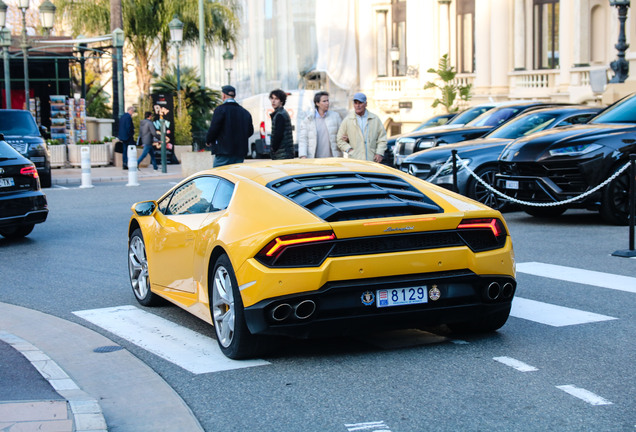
[210,180,235,212]
[166,176,221,215]
[556,113,596,126]
[158,194,171,214]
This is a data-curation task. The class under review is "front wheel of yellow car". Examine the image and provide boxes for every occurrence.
[128,229,161,306]
[211,254,265,359]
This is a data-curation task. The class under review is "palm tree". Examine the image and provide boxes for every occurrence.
[53,0,240,97]
[152,66,221,131]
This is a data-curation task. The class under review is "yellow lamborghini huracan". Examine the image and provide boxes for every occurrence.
[128,158,516,359]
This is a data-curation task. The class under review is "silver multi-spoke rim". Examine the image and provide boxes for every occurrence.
[212,265,235,348]
[128,235,149,300]
[475,170,502,210]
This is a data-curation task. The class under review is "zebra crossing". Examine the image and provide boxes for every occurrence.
[73,262,634,374]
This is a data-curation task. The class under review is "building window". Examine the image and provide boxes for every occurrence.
[456,0,475,74]
[533,0,560,69]
[392,0,406,76]
[376,10,388,77]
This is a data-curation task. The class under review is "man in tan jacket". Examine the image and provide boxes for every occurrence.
[337,92,387,162]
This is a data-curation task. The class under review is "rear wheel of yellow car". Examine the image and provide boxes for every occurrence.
[128,228,161,306]
[211,254,264,359]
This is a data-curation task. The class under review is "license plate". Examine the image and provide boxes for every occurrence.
[505,180,519,190]
[0,177,14,188]
[377,287,428,308]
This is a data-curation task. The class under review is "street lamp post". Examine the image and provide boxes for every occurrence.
[0,0,10,109]
[223,47,234,85]
[112,28,125,119]
[609,0,631,83]
[18,0,30,111]
[168,15,183,107]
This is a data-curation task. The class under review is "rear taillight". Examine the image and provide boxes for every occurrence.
[456,218,507,252]
[20,166,39,178]
[259,121,266,139]
[256,231,336,267]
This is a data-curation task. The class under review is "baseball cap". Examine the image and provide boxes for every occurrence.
[222,85,236,97]
[352,92,367,103]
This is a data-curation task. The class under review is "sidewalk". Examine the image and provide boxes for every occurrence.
[51,162,184,187]
[0,302,204,432]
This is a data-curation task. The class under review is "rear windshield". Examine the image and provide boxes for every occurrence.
[0,111,40,135]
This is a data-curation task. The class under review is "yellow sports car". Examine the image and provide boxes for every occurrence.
[128,158,516,359]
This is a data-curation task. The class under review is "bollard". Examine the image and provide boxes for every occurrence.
[451,149,458,193]
[612,154,636,258]
[79,145,94,188]
[126,145,139,187]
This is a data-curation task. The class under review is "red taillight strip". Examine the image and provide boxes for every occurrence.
[20,166,39,178]
[264,232,336,257]
[457,218,504,237]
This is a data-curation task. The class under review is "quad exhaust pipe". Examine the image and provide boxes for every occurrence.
[270,300,317,322]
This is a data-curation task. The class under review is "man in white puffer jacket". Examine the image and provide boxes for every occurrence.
[298,91,343,158]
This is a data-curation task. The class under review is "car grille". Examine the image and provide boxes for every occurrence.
[258,229,504,268]
[268,172,444,222]
[7,142,28,155]
[500,161,587,193]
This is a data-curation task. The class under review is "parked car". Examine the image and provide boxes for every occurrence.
[128,158,516,359]
[392,101,550,169]
[383,113,457,167]
[0,134,48,239]
[0,109,52,188]
[400,106,600,210]
[496,93,636,225]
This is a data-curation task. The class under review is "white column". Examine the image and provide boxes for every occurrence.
[557,0,574,93]
[438,0,451,58]
[513,0,526,70]
[473,0,492,93]
[572,0,590,66]
[490,0,511,95]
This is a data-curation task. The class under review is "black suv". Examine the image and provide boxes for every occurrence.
[0,109,52,188]
[497,94,636,225]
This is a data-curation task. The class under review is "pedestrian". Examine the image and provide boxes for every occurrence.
[337,92,387,163]
[206,85,254,168]
[118,106,135,169]
[137,111,160,170]
[298,91,342,159]
[269,89,294,160]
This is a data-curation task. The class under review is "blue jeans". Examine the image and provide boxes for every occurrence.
[213,155,244,167]
[137,144,158,169]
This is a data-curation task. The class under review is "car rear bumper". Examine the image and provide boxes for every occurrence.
[244,270,516,337]
[0,192,48,228]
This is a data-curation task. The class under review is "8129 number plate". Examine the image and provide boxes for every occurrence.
[377,287,428,308]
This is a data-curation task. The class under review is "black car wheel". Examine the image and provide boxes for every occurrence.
[467,166,506,211]
[0,224,34,239]
[600,165,630,225]
[211,254,266,359]
[522,206,566,218]
[447,305,511,333]
[40,170,52,188]
[128,228,162,306]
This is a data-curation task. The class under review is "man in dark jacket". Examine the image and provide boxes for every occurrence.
[269,89,294,160]
[206,85,254,167]
[118,106,135,169]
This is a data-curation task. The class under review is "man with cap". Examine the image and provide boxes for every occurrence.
[337,92,387,163]
[206,85,254,167]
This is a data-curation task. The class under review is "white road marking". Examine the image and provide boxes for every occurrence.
[556,385,613,406]
[517,262,636,294]
[345,421,391,431]
[511,297,617,327]
[73,305,269,374]
[493,356,538,372]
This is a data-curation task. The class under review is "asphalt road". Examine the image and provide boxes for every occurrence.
[1,179,635,432]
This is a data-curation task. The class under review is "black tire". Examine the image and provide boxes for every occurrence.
[522,206,566,218]
[447,305,511,334]
[40,171,52,188]
[128,228,161,306]
[0,224,34,239]
[467,165,506,211]
[600,166,630,225]
[210,254,265,359]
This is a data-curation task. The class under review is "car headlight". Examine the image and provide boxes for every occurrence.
[548,143,602,157]
[416,140,436,151]
[435,158,471,177]
[396,138,416,155]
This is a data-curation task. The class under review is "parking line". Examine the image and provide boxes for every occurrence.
[345,421,391,431]
[493,356,538,372]
[511,297,617,327]
[73,305,269,374]
[517,262,636,294]
[556,385,613,406]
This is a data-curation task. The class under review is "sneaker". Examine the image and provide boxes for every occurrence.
[123,165,128,170]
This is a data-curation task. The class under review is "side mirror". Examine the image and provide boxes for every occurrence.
[39,125,50,139]
[132,200,157,216]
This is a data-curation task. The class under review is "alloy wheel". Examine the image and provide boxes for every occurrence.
[212,265,235,348]
[128,235,149,300]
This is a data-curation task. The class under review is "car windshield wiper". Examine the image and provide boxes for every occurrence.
[0,156,18,161]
